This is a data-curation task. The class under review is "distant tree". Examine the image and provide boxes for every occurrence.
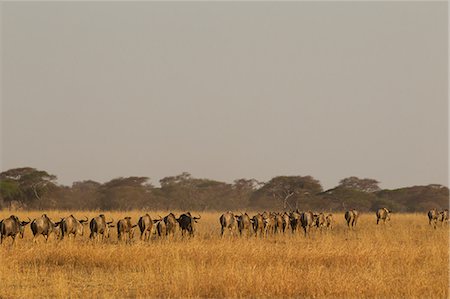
[250,176,323,210]
[99,177,153,210]
[68,180,102,210]
[320,186,377,212]
[376,185,449,212]
[160,172,192,188]
[159,172,235,210]
[230,178,262,209]
[338,176,381,193]
[0,167,57,208]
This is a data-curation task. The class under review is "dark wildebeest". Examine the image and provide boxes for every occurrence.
[220,211,237,237]
[325,214,333,229]
[251,213,264,237]
[345,209,359,228]
[282,212,290,233]
[164,213,178,237]
[60,215,89,240]
[315,213,326,229]
[289,210,301,233]
[90,214,114,241]
[117,217,137,242]
[31,214,61,242]
[428,209,439,229]
[236,213,252,237]
[138,214,157,241]
[0,215,31,244]
[177,212,201,237]
[376,208,391,225]
[439,209,449,225]
[300,211,315,236]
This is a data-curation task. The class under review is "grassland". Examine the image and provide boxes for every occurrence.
[0,211,448,298]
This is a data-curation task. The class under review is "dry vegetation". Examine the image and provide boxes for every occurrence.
[0,210,448,298]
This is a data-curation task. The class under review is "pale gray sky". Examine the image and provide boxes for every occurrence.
[1,2,448,190]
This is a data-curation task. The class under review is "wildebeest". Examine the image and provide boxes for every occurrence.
[282,212,290,233]
[177,212,201,237]
[428,209,439,229]
[300,211,315,236]
[155,220,166,237]
[376,208,391,225]
[439,209,449,225]
[263,213,276,236]
[220,211,237,237]
[60,215,89,240]
[90,214,114,241]
[0,215,31,244]
[31,214,61,242]
[325,214,333,229]
[315,213,326,229]
[117,217,137,242]
[236,213,252,237]
[164,213,178,236]
[138,214,158,241]
[251,213,264,237]
[274,213,284,234]
[345,209,359,228]
[289,210,301,233]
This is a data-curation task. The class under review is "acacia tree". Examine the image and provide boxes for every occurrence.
[99,177,153,210]
[159,172,236,210]
[231,178,262,208]
[339,176,381,192]
[0,167,57,208]
[251,176,323,210]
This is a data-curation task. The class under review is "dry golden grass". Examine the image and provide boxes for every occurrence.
[0,210,448,298]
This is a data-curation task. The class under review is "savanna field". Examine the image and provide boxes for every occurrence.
[0,211,448,298]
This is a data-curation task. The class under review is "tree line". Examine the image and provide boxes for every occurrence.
[0,167,448,212]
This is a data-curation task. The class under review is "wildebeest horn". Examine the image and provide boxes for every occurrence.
[107,218,114,224]
[194,215,201,220]
[21,219,31,225]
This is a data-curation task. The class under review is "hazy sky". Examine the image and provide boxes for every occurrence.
[1,2,448,190]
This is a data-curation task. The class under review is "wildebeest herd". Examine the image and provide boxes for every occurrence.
[0,212,201,244]
[220,210,334,237]
[0,208,448,244]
